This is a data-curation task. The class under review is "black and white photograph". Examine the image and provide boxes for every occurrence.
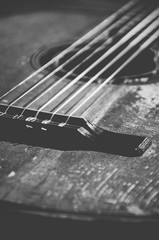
[0,0,159,238]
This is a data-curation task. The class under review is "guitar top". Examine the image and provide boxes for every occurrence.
[0,0,159,222]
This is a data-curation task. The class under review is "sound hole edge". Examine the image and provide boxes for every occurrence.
[30,42,158,85]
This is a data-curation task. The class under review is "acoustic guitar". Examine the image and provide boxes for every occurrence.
[0,0,159,225]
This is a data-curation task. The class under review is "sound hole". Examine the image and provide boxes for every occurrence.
[31,43,157,85]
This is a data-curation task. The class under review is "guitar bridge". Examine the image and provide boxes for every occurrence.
[77,120,152,157]
[0,104,151,157]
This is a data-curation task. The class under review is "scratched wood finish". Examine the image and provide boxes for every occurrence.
[0,0,159,221]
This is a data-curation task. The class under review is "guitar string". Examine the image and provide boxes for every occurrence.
[0,3,158,120]
[49,18,159,118]
[0,1,158,120]
[65,29,159,121]
[15,4,147,116]
[9,7,157,120]
[0,0,136,101]
[32,8,159,116]
[9,5,158,119]
[0,1,142,111]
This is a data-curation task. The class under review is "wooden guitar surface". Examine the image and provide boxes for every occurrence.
[0,0,159,222]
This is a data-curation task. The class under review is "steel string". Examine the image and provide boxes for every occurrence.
[34,8,159,116]
[66,30,159,120]
[0,0,136,101]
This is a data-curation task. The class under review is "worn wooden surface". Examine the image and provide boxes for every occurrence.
[0,0,159,223]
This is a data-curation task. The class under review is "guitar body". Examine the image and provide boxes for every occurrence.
[0,0,159,224]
